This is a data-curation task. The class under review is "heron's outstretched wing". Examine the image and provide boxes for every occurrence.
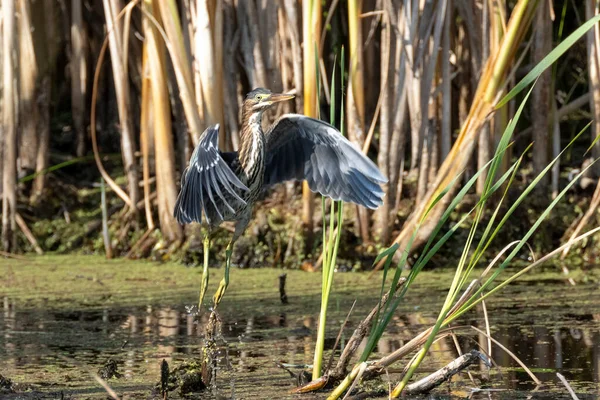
[174,124,248,225]
[264,114,387,209]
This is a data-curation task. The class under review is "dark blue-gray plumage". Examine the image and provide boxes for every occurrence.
[174,88,387,309]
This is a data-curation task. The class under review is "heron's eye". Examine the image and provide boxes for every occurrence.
[255,94,264,101]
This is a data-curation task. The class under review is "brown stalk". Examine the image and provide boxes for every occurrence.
[2,0,18,252]
[71,0,87,157]
[15,213,43,255]
[90,1,137,208]
[477,0,491,194]
[531,0,553,189]
[103,0,140,214]
[17,0,39,176]
[282,0,303,112]
[195,0,225,145]
[223,0,240,150]
[347,0,370,242]
[301,0,321,249]
[389,0,408,219]
[379,0,538,264]
[156,0,203,146]
[140,40,155,230]
[587,0,600,175]
[373,2,393,242]
[31,0,57,204]
[144,0,182,242]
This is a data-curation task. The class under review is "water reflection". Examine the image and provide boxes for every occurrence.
[1,288,600,399]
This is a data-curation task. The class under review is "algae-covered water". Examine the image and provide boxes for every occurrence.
[1,255,599,399]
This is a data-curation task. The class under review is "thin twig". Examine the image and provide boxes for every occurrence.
[15,213,43,255]
[557,372,580,400]
[342,362,367,400]
[57,355,120,400]
[326,300,357,373]
[330,278,406,379]
[448,329,476,384]
[470,326,540,385]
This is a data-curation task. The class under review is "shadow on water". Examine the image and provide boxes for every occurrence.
[1,262,600,399]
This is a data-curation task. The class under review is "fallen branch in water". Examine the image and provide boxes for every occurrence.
[405,349,487,395]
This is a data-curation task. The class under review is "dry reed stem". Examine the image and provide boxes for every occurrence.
[103,0,140,212]
[380,0,536,263]
[470,326,541,384]
[140,39,155,230]
[156,0,203,146]
[17,0,39,174]
[15,213,43,255]
[2,0,18,252]
[557,372,580,400]
[144,0,182,242]
[301,0,321,245]
[90,1,138,208]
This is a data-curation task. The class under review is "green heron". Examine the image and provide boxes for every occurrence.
[174,88,387,309]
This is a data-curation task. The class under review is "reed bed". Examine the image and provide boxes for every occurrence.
[0,0,598,262]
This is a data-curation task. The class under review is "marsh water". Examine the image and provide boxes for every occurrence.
[1,256,599,399]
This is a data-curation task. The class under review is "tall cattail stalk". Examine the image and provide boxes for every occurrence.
[71,0,87,158]
[476,0,490,194]
[32,0,57,204]
[301,0,321,249]
[532,0,552,189]
[156,0,203,147]
[103,0,140,215]
[374,4,393,242]
[2,0,18,251]
[385,0,537,256]
[194,0,225,147]
[222,0,240,150]
[587,0,600,176]
[389,0,409,220]
[17,0,38,176]
[143,0,182,242]
[347,0,371,242]
[140,42,155,231]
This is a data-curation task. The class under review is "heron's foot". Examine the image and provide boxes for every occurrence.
[198,277,209,310]
[198,235,211,311]
[212,243,233,309]
[212,280,228,308]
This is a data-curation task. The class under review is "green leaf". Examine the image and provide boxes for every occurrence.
[496,14,600,109]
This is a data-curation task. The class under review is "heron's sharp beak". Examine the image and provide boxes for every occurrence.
[269,93,295,103]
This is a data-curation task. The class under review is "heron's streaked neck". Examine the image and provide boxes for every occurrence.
[239,107,265,175]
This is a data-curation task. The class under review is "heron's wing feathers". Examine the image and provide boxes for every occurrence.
[174,125,248,225]
[264,114,387,209]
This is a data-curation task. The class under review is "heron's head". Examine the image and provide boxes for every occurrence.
[245,88,294,112]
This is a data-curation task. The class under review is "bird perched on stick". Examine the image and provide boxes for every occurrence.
[174,88,387,309]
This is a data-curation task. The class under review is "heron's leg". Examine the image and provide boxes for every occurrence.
[213,212,250,308]
[198,230,212,310]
